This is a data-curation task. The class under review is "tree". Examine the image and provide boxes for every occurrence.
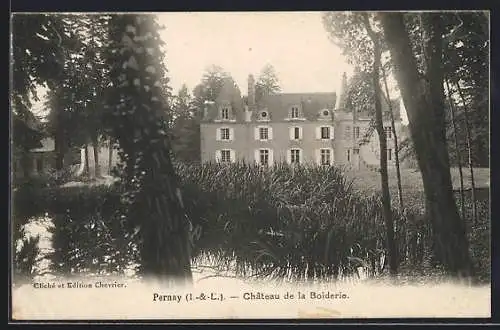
[444,77,466,219]
[82,15,112,178]
[183,66,241,164]
[40,15,111,179]
[439,12,489,225]
[323,12,398,275]
[361,13,398,276]
[170,84,200,163]
[442,13,489,168]
[380,62,404,210]
[11,14,68,176]
[193,65,228,102]
[105,14,192,284]
[255,63,281,103]
[379,12,473,279]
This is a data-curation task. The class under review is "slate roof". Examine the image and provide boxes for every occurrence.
[201,76,401,122]
[203,77,246,122]
[255,92,337,122]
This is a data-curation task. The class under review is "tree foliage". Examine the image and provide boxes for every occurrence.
[380,12,474,278]
[104,14,192,283]
[11,14,69,155]
[391,12,489,168]
[323,12,398,275]
[255,63,281,103]
[170,85,200,163]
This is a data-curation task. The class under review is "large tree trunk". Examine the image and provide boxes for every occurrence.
[445,77,466,219]
[139,144,193,284]
[54,133,65,171]
[54,109,66,171]
[108,137,113,175]
[107,14,193,285]
[381,64,404,210]
[379,12,472,279]
[362,14,398,276]
[454,80,477,224]
[84,144,90,177]
[92,136,100,178]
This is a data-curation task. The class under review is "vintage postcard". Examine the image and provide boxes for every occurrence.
[10,11,491,321]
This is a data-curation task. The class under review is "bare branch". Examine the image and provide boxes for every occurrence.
[442,14,464,45]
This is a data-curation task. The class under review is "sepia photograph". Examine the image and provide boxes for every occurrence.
[10,11,491,321]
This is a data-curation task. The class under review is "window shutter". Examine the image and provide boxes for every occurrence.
[315,149,321,165]
[269,149,274,166]
[286,149,291,164]
[230,149,235,163]
[254,127,259,140]
[315,127,321,140]
[216,128,221,141]
[268,127,273,140]
[289,127,294,140]
[229,128,235,141]
[215,150,221,163]
[329,126,335,140]
[331,148,335,163]
[299,127,303,140]
[254,149,260,164]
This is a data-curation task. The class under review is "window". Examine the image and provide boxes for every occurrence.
[321,127,330,139]
[220,128,230,140]
[322,110,330,117]
[259,111,268,120]
[294,127,300,140]
[221,107,229,120]
[347,149,351,162]
[387,149,392,161]
[290,126,302,140]
[290,149,300,164]
[291,106,299,119]
[353,148,360,155]
[255,126,272,141]
[221,150,231,163]
[260,149,269,166]
[259,127,269,140]
[354,126,360,139]
[345,125,351,139]
[320,149,331,166]
[385,126,392,139]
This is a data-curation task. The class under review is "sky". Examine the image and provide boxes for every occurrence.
[157,12,407,123]
[31,12,407,124]
[157,12,354,96]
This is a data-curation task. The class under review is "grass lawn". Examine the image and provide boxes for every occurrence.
[345,167,490,209]
[346,167,489,193]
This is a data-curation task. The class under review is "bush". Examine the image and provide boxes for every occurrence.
[176,162,426,281]
[13,162,489,283]
[13,183,139,278]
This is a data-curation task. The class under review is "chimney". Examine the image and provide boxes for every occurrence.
[337,72,348,109]
[248,74,255,106]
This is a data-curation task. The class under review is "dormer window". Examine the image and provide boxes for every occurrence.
[291,106,299,119]
[258,110,270,121]
[221,107,229,120]
[318,109,332,121]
